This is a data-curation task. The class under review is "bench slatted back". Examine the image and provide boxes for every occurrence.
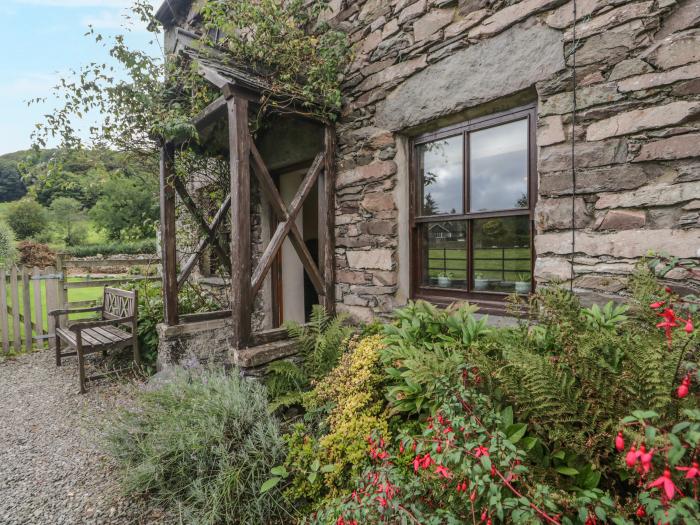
[102,287,137,320]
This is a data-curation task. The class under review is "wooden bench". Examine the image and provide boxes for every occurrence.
[50,287,140,394]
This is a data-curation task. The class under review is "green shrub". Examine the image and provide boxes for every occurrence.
[105,368,292,525]
[281,335,389,506]
[60,238,157,257]
[0,221,16,266]
[266,305,352,410]
[90,175,158,240]
[5,198,48,239]
[49,196,86,245]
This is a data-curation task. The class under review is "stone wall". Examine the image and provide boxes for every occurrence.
[324,0,700,319]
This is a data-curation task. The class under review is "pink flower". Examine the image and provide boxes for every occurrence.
[640,448,654,474]
[684,319,694,334]
[615,431,625,452]
[676,462,700,480]
[474,445,489,457]
[677,375,691,399]
[650,301,665,309]
[625,445,638,468]
[648,469,681,500]
[435,464,452,479]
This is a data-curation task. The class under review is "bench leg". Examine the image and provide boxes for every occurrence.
[132,336,141,367]
[77,344,87,394]
[55,336,62,367]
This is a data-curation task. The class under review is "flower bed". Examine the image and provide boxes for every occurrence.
[106,265,698,524]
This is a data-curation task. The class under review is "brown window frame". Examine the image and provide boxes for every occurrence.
[409,103,538,314]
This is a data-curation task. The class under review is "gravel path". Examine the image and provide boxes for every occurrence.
[0,350,173,525]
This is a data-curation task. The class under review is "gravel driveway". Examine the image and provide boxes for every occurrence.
[0,350,173,525]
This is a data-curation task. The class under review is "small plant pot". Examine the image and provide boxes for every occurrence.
[515,281,530,294]
[437,276,452,288]
[474,278,489,291]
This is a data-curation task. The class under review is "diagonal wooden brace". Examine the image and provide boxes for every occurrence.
[172,176,232,278]
[177,194,231,288]
[250,144,325,298]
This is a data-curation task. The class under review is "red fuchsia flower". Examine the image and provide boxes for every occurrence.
[615,431,625,452]
[635,506,646,518]
[640,448,655,474]
[435,464,452,479]
[421,453,434,469]
[677,462,700,479]
[665,286,673,294]
[480,510,488,521]
[376,496,387,507]
[413,455,421,473]
[684,318,694,334]
[678,377,690,399]
[650,301,666,309]
[648,469,682,500]
[474,445,489,457]
[625,445,638,468]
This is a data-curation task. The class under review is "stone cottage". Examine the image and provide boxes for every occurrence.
[154,0,700,371]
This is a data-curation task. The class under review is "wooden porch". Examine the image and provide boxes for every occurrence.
[158,51,336,354]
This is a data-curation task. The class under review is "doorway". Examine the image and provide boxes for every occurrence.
[272,167,320,325]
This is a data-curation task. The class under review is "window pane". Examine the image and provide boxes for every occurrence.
[422,221,467,289]
[472,216,531,294]
[469,119,528,212]
[418,135,463,215]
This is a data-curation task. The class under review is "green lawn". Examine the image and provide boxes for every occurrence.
[1,277,108,347]
[427,247,531,283]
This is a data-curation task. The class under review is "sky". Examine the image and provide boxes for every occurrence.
[0,0,163,155]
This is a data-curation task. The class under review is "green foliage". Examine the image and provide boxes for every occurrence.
[90,175,159,240]
[104,367,292,524]
[199,0,351,118]
[266,305,352,410]
[471,282,684,476]
[5,198,48,239]
[309,386,620,525]
[60,238,157,257]
[0,221,17,266]
[281,335,390,507]
[0,158,27,202]
[381,300,489,415]
[49,197,85,246]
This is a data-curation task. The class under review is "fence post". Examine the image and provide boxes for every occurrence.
[21,268,32,352]
[0,268,8,354]
[55,254,68,328]
[10,266,21,353]
[32,267,44,348]
[45,266,58,344]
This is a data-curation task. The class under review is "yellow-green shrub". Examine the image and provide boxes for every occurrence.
[283,335,389,506]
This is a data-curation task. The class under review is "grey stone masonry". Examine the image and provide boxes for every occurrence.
[327,0,700,317]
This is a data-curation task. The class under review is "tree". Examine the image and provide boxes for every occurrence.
[90,176,158,240]
[5,199,48,240]
[0,159,27,202]
[49,197,86,246]
[0,221,16,266]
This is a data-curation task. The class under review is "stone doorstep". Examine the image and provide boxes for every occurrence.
[233,339,299,369]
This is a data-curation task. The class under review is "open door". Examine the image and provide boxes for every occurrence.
[272,167,320,326]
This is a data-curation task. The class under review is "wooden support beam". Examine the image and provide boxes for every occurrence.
[227,95,252,350]
[192,96,226,133]
[177,194,231,288]
[322,125,337,314]
[159,142,179,325]
[249,151,325,298]
[172,176,231,273]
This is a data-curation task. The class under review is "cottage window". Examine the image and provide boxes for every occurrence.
[410,104,536,310]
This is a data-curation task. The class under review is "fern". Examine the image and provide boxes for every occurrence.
[266,305,352,410]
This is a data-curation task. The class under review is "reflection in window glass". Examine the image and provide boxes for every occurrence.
[422,221,467,289]
[469,119,528,212]
[472,216,531,294]
[418,135,463,216]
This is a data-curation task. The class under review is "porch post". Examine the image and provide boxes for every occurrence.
[321,125,336,315]
[227,94,252,349]
[159,141,178,326]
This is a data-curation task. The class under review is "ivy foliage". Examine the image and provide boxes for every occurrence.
[32,0,351,154]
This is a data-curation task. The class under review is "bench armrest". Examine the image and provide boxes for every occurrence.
[49,306,102,318]
[70,316,134,333]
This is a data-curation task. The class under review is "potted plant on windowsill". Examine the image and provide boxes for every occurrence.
[437,271,453,288]
[514,273,531,294]
[474,272,489,290]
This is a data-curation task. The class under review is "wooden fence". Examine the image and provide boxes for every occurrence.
[1,255,160,354]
